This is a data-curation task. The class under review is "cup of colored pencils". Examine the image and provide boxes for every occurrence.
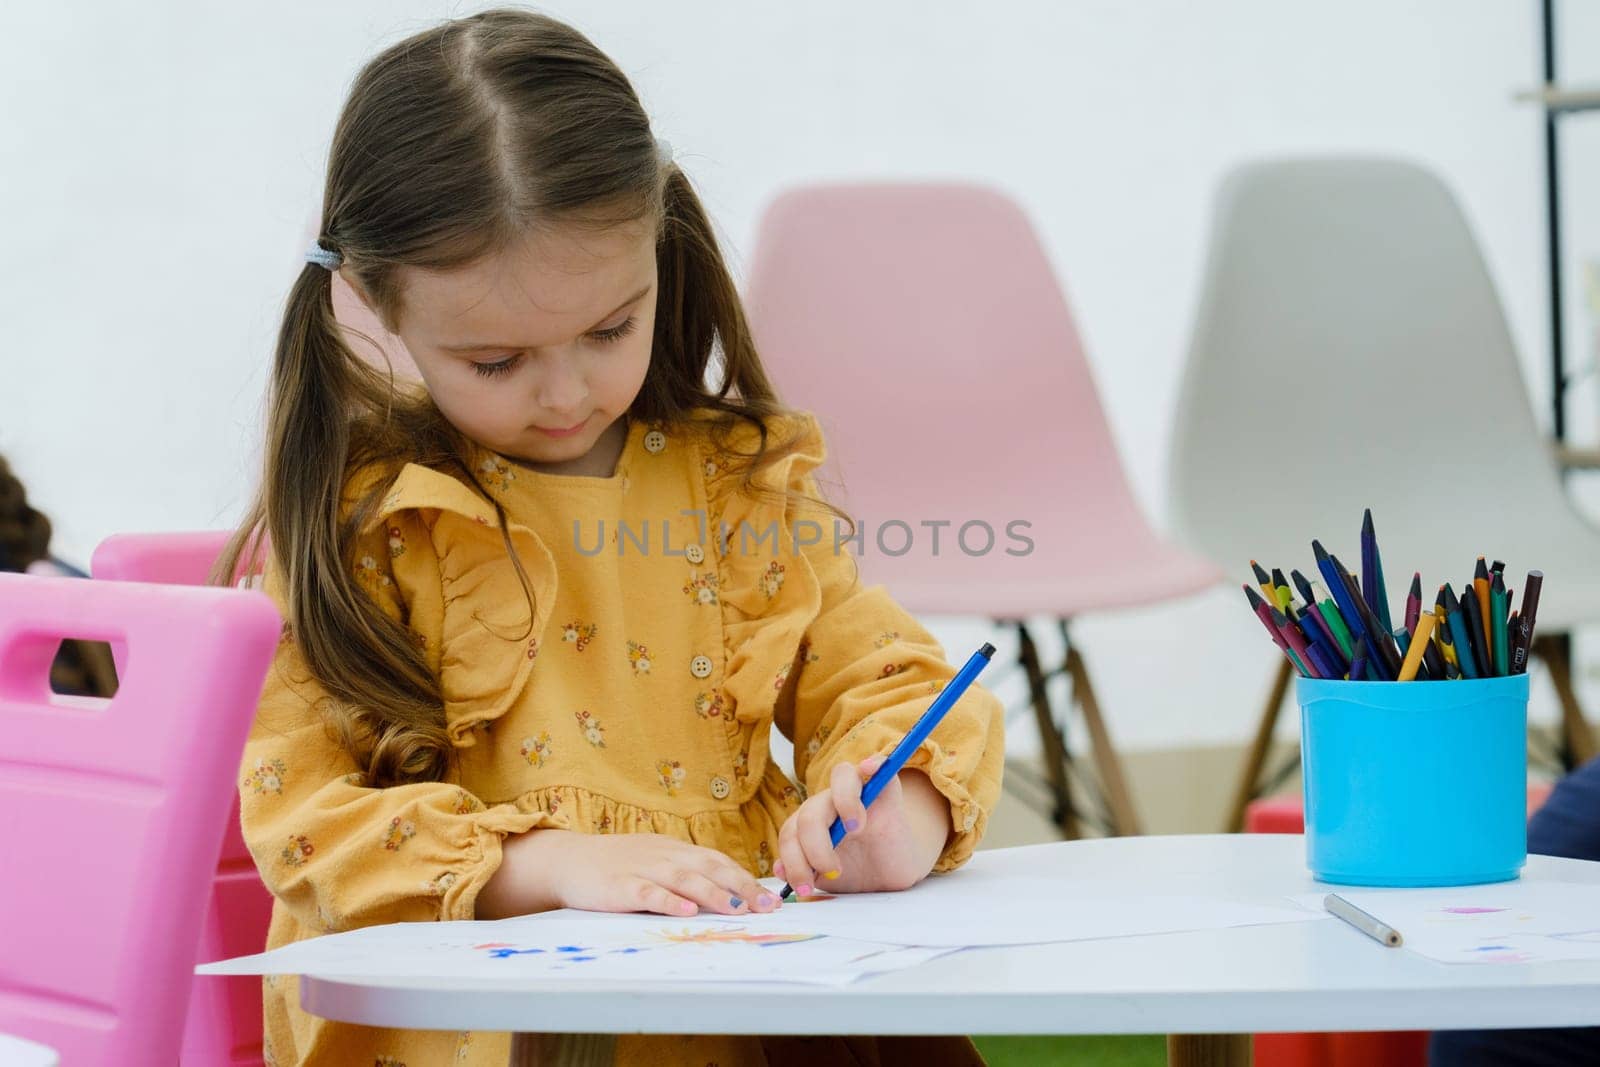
[1241,509,1542,682]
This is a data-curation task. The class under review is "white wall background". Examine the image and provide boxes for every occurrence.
[6,1,1600,757]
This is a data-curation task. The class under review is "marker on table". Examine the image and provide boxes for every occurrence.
[777,641,997,901]
[1324,893,1403,948]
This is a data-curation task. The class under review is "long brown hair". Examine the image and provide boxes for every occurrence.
[220,8,843,787]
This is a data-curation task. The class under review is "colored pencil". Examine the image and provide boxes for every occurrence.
[1398,612,1437,682]
[1273,607,1322,678]
[1361,509,1394,636]
[1441,584,1480,679]
[1510,571,1543,675]
[1334,552,1401,680]
[1251,560,1276,604]
[1348,636,1369,683]
[1490,571,1509,677]
[1473,557,1492,657]
[1461,583,1493,679]
[1404,572,1422,637]
[1245,585,1308,676]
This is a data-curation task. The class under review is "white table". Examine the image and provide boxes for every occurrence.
[300,835,1600,1066]
[0,1033,59,1067]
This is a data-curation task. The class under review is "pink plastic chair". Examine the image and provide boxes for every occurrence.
[0,572,280,1066]
[91,531,272,1067]
[745,183,1219,836]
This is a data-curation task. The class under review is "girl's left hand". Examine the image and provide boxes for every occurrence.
[774,755,952,897]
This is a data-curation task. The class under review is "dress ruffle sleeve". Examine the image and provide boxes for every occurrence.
[711,412,1005,872]
[238,464,564,934]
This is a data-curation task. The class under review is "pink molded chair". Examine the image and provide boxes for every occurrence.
[0,572,280,1066]
[745,183,1219,836]
[91,531,272,1067]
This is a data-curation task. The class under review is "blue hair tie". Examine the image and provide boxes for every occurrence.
[306,242,343,271]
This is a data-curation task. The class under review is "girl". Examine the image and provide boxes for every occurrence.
[224,9,1003,1066]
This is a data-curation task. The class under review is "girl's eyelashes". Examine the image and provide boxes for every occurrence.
[589,315,638,345]
[472,355,521,379]
[468,316,638,379]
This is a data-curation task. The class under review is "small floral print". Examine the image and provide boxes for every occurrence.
[526,637,540,660]
[797,639,820,664]
[683,571,720,606]
[342,772,366,786]
[454,1032,473,1062]
[780,783,803,806]
[657,759,686,796]
[759,560,786,598]
[520,732,554,768]
[756,840,773,876]
[375,1057,408,1067]
[732,750,749,779]
[410,630,428,652]
[598,810,613,833]
[927,680,943,694]
[478,455,516,493]
[627,640,652,675]
[694,691,727,721]
[561,621,598,651]
[281,834,314,868]
[575,709,606,747]
[704,458,720,479]
[382,816,416,851]
[355,555,392,591]
[387,525,406,559]
[452,790,482,815]
[242,756,286,795]
[773,661,792,692]
[315,902,340,932]
[880,662,909,678]
[422,871,459,896]
[874,631,901,649]
[382,491,402,512]
[805,723,834,759]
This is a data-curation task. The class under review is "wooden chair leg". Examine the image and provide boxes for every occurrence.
[1016,621,1079,839]
[1168,1033,1251,1067]
[1534,634,1598,769]
[1062,638,1143,837]
[510,1033,616,1066]
[1224,659,1293,833]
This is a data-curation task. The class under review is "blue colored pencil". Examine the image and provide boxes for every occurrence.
[777,641,996,901]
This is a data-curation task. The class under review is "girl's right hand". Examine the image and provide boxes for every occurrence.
[478,828,781,920]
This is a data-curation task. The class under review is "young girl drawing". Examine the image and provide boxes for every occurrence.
[225,9,1003,1065]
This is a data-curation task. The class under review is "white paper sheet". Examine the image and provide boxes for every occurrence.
[198,914,956,986]
[596,872,1326,948]
[1296,883,1600,964]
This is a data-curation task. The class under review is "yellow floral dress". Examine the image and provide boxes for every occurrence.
[241,409,1005,1066]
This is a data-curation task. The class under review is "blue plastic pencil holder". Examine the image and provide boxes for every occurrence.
[1297,673,1528,887]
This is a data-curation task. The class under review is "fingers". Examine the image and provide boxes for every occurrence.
[775,804,816,897]
[777,793,845,896]
[831,760,870,837]
[626,877,699,917]
[662,867,750,916]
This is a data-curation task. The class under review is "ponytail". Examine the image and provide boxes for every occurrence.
[220,259,454,785]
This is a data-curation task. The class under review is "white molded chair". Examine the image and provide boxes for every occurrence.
[1170,156,1600,829]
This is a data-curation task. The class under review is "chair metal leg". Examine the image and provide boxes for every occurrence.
[1015,621,1079,839]
[1534,634,1598,769]
[1224,659,1293,833]
[1061,636,1143,837]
